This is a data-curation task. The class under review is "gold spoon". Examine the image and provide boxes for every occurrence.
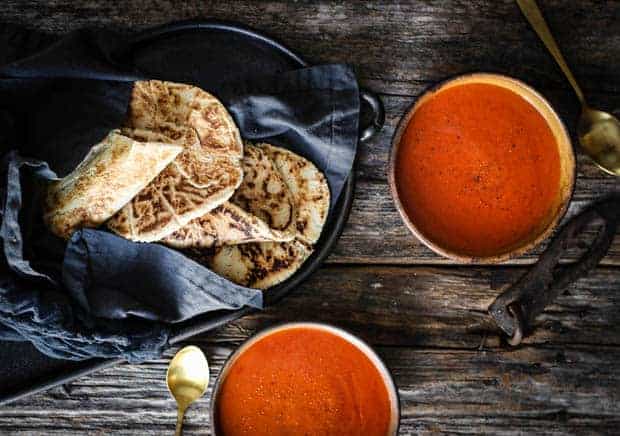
[517,0,620,176]
[166,345,210,436]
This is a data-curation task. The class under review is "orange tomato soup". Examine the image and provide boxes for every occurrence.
[396,82,561,257]
[214,327,393,436]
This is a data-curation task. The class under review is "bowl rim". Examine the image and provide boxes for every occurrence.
[387,72,576,264]
[209,321,401,435]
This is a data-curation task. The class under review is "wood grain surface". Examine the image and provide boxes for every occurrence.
[1,0,619,434]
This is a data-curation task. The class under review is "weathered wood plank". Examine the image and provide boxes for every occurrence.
[3,265,619,434]
[210,265,620,349]
[1,344,619,434]
[2,1,619,99]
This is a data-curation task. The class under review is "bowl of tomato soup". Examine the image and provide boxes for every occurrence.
[389,73,575,262]
[211,323,399,435]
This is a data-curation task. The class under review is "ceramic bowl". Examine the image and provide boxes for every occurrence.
[388,73,575,263]
[210,322,400,435]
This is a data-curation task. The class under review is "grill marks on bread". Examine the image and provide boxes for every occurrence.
[260,143,330,245]
[231,143,297,235]
[199,240,311,290]
[201,143,330,289]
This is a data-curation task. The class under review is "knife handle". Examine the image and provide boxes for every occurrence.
[489,195,620,345]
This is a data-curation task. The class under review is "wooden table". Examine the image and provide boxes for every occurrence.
[1,1,619,434]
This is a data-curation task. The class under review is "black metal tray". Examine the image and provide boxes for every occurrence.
[0,19,384,405]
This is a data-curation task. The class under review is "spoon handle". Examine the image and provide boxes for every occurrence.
[516,0,586,104]
[175,406,186,436]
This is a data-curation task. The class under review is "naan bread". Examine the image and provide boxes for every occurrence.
[107,80,243,241]
[175,143,329,290]
[203,240,312,290]
[260,143,330,244]
[162,142,297,248]
[43,130,182,239]
[127,81,243,158]
[162,202,293,249]
[231,143,297,235]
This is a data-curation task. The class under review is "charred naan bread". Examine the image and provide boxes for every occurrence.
[162,142,296,249]
[203,240,312,290]
[231,143,297,235]
[166,141,328,290]
[43,130,182,239]
[107,80,243,241]
[198,144,330,289]
[162,202,292,249]
[260,143,330,244]
[127,81,243,158]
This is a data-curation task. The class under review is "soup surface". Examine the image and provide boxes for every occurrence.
[215,326,393,435]
[396,82,561,257]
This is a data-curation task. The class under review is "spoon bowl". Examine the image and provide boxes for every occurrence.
[166,346,209,436]
[517,0,620,176]
[578,107,620,175]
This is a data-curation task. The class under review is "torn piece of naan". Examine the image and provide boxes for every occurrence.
[107,80,244,242]
[260,143,330,245]
[43,130,182,239]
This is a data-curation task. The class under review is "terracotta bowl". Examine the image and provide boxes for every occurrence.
[210,322,400,435]
[388,73,575,263]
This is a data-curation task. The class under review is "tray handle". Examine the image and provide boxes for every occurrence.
[359,89,385,143]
